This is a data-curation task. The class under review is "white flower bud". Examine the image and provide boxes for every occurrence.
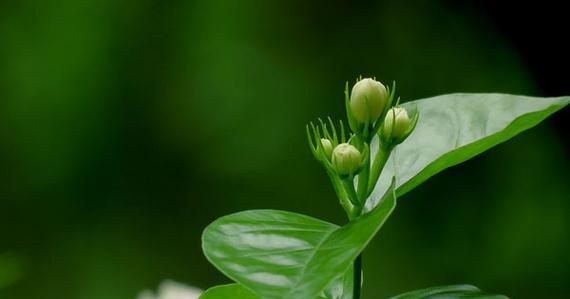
[383,107,410,139]
[350,78,388,124]
[320,138,333,159]
[331,143,361,176]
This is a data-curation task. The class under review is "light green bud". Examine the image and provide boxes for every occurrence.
[350,78,388,124]
[383,107,410,139]
[331,143,361,176]
[320,138,333,159]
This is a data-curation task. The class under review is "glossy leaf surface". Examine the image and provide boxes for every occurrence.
[199,283,258,299]
[200,271,354,299]
[319,267,353,299]
[388,284,508,299]
[202,181,396,299]
[368,93,569,209]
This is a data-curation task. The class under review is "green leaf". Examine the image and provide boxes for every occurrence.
[198,274,354,299]
[320,267,353,299]
[388,284,508,299]
[199,283,259,299]
[368,93,569,209]
[202,180,396,299]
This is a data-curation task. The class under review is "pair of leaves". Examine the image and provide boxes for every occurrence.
[201,93,569,299]
[202,180,396,299]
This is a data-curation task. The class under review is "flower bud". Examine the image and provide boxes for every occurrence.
[383,107,410,139]
[332,143,361,176]
[350,78,388,124]
[320,138,333,159]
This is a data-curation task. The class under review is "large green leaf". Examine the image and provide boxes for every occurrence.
[200,283,508,299]
[202,181,396,299]
[199,271,353,299]
[388,284,508,299]
[199,283,259,299]
[368,93,569,209]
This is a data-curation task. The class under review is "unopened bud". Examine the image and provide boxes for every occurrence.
[350,78,388,124]
[332,143,361,176]
[320,138,333,159]
[383,107,410,139]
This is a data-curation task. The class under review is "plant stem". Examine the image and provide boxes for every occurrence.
[352,143,390,299]
[356,146,370,203]
[342,178,361,218]
[327,169,354,218]
[367,142,393,197]
[353,254,362,299]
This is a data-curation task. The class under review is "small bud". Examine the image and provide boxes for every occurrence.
[320,138,333,159]
[350,78,388,124]
[332,143,362,176]
[383,107,410,139]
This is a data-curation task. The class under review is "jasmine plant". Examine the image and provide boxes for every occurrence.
[199,77,569,299]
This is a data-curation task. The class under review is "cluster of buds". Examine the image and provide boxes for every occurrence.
[307,77,418,219]
[306,118,369,178]
[345,77,418,144]
[307,117,366,178]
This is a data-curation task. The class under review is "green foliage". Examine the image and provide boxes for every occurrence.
[369,94,570,208]
[202,181,395,299]
[319,267,354,299]
[1,1,568,298]
[199,284,258,299]
[202,92,568,298]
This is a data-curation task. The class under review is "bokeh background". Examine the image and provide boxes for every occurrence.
[1,0,569,298]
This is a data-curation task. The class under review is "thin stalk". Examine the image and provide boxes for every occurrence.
[353,254,362,299]
[356,148,370,203]
[342,178,361,219]
[367,142,393,197]
[327,169,354,218]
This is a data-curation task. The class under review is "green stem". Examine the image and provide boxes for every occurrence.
[327,170,354,218]
[342,178,361,219]
[353,254,362,299]
[356,147,371,203]
[367,142,393,197]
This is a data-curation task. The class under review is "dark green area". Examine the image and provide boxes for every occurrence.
[0,1,568,299]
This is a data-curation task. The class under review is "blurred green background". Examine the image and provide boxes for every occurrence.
[1,0,569,298]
